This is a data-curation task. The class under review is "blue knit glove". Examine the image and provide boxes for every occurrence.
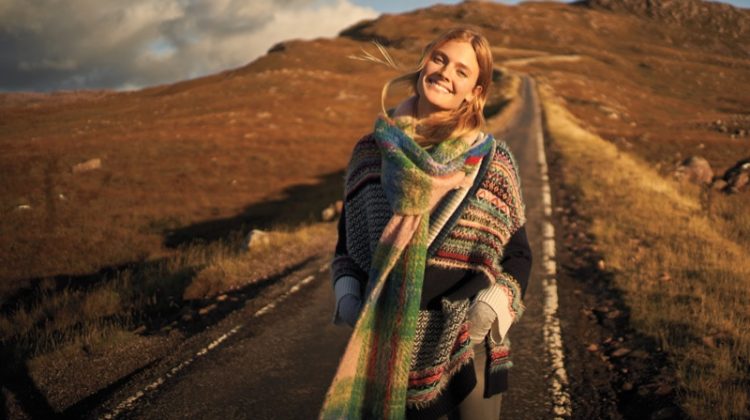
[333,276,363,327]
[336,294,362,328]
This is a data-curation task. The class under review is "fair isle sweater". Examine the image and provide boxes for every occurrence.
[331,130,530,419]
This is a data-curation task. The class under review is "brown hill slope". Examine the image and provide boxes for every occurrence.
[1,0,748,295]
[580,0,750,41]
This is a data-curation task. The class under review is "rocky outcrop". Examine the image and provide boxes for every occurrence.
[321,200,344,222]
[244,229,270,251]
[72,158,102,173]
[717,158,750,194]
[673,156,713,186]
[577,0,750,40]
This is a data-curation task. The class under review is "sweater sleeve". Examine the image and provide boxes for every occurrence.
[474,224,532,340]
[331,205,367,292]
[331,206,369,325]
[500,225,532,299]
[483,143,530,325]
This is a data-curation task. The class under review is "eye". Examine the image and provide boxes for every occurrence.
[458,70,468,78]
[432,54,443,64]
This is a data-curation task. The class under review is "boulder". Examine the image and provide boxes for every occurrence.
[673,156,713,186]
[72,158,101,173]
[322,201,344,222]
[321,206,336,222]
[245,229,270,251]
[719,158,750,193]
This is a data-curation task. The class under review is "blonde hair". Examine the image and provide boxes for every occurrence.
[373,27,493,146]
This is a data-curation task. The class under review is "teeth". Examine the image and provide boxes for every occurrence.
[430,80,451,94]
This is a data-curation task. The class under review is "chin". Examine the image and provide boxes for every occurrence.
[419,79,457,112]
[423,93,452,111]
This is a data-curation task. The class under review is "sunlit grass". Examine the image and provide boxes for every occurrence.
[539,82,750,419]
[0,222,335,358]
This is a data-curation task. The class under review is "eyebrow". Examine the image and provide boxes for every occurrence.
[433,50,472,73]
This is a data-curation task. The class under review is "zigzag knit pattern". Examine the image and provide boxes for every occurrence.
[428,141,527,318]
[327,128,526,417]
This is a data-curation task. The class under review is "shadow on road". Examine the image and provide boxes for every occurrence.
[0,342,58,419]
[0,170,345,419]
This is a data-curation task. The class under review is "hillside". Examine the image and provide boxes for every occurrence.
[2,0,749,306]
[1,1,750,417]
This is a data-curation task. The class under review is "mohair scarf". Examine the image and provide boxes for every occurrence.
[320,114,494,419]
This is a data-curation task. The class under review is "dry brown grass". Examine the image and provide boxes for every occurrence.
[539,82,750,419]
[0,37,394,294]
[3,0,747,299]
[0,221,335,358]
[0,0,748,410]
[182,222,335,299]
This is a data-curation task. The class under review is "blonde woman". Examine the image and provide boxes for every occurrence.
[322,27,531,419]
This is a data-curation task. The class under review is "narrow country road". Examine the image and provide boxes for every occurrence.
[103,76,571,419]
[495,76,561,417]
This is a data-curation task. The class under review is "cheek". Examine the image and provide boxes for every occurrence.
[461,78,479,97]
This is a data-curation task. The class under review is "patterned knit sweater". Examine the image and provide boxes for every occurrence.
[331,130,528,419]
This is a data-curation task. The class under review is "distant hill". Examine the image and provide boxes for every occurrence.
[1,0,748,291]
[578,0,750,42]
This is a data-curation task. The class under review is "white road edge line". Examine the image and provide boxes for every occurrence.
[533,79,572,418]
[100,270,322,419]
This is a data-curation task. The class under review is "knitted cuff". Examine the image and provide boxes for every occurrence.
[334,275,361,301]
[332,276,362,325]
[475,283,513,344]
[331,255,367,286]
[495,271,526,321]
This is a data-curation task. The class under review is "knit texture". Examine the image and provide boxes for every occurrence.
[425,140,528,379]
[326,114,527,418]
[320,115,493,419]
[427,143,527,321]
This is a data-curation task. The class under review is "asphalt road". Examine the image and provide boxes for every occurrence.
[115,76,564,419]
[495,76,555,417]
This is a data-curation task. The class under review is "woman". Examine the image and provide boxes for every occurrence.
[321,27,531,420]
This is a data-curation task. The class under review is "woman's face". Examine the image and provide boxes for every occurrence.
[416,39,482,117]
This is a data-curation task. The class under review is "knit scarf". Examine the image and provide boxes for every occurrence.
[320,115,494,419]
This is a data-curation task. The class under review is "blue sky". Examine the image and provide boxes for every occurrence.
[354,0,749,13]
[1,0,747,92]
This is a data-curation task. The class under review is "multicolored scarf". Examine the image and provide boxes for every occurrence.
[320,115,494,419]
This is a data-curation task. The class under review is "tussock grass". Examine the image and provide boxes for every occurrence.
[539,82,750,419]
[0,222,335,358]
[183,222,335,299]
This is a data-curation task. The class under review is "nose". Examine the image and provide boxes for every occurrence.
[434,65,449,81]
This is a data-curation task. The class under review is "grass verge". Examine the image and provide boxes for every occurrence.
[538,81,750,419]
[0,222,335,359]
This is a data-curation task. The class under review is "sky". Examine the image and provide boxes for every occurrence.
[0,0,747,92]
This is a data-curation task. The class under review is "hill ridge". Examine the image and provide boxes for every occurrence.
[577,0,750,39]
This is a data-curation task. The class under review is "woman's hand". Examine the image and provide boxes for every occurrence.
[468,301,497,343]
[336,294,363,328]
[333,276,363,327]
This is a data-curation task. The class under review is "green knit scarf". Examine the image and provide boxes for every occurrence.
[320,115,494,419]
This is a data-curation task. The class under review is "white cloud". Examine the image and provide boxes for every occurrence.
[0,0,378,91]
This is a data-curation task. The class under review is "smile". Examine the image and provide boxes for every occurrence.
[428,79,452,94]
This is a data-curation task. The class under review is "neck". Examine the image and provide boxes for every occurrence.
[415,94,443,120]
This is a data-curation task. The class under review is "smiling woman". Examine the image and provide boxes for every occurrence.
[321,27,532,419]
[416,40,482,115]
[372,28,495,148]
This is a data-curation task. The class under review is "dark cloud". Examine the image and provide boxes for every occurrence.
[0,0,377,91]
